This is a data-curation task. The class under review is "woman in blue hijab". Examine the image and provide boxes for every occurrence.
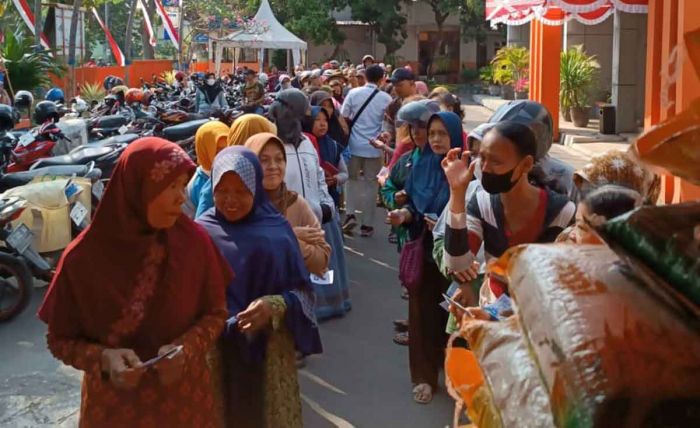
[196,146,322,428]
[389,111,463,404]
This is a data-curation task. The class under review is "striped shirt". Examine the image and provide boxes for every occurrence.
[444,188,576,272]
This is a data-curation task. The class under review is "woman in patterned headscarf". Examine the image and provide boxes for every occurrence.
[39,138,231,427]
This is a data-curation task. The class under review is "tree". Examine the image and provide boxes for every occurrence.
[408,0,461,77]
[346,0,407,58]
[460,0,492,45]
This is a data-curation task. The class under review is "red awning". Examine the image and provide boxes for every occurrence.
[485,0,647,26]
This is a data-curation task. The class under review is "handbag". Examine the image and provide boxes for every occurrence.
[399,227,426,294]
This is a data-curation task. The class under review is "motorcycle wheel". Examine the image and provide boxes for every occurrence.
[0,253,33,322]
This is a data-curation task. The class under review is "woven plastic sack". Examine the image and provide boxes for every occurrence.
[492,244,700,428]
[461,317,556,428]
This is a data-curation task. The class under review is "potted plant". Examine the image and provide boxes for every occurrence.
[492,45,529,101]
[479,65,500,96]
[560,45,600,128]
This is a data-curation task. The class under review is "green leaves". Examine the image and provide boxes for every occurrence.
[1,29,66,96]
[491,45,529,86]
[560,45,600,108]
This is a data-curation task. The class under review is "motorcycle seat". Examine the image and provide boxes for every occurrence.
[89,133,139,147]
[31,146,119,169]
[162,119,210,142]
[93,115,129,129]
[0,164,102,192]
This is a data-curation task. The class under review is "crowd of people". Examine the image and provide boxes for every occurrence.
[29,53,660,427]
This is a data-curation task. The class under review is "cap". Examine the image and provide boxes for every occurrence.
[391,68,415,84]
[362,55,375,63]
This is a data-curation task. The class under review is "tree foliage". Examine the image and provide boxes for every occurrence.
[1,29,66,95]
[346,0,406,56]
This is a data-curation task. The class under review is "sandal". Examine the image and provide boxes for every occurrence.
[413,383,433,404]
[393,332,409,346]
[393,319,409,332]
[400,287,409,300]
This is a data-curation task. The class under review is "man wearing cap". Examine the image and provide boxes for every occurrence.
[330,60,340,70]
[340,64,392,237]
[362,55,375,69]
[381,68,417,148]
[242,69,266,114]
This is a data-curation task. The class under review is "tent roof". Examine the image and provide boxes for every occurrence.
[215,0,307,50]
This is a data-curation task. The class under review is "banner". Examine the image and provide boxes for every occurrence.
[92,8,125,66]
[155,0,179,50]
[11,0,51,50]
[137,0,157,47]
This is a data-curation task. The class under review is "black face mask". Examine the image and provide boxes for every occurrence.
[481,168,518,195]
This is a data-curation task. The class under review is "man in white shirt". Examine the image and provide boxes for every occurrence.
[340,65,392,237]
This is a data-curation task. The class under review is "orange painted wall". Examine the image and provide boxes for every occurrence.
[49,60,173,94]
[529,21,562,141]
[192,61,261,73]
[645,0,700,201]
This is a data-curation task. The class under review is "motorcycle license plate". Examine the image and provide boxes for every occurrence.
[7,224,34,254]
[18,133,35,147]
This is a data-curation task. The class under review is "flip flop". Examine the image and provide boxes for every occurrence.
[393,319,409,332]
[393,332,409,346]
[413,383,433,404]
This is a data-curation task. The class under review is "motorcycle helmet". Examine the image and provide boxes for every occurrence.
[104,94,118,109]
[111,85,129,96]
[175,71,186,81]
[178,98,193,110]
[103,75,124,91]
[488,100,553,160]
[124,88,145,105]
[13,90,34,111]
[396,99,441,129]
[45,87,65,104]
[142,89,154,105]
[0,104,17,131]
[34,100,60,124]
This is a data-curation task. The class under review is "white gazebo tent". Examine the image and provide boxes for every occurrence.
[213,0,307,74]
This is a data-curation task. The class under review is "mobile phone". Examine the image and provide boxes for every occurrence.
[442,293,468,313]
[142,345,183,368]
[425,213,438,222]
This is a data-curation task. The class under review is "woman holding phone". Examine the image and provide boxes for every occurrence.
[197,146,322,427]
[384,107,463,404]
[38,138,232,427]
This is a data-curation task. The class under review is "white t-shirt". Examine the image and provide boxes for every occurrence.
[340,83,392,158]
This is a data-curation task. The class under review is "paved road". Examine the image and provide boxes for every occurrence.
[0,100,493,428]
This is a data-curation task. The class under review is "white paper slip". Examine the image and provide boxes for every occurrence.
[70,202,88,226]
[310,270,334,285]
[91,180,105,199]
[18,132,35,147]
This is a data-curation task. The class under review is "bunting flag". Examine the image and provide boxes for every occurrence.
[11,0,51,50]
[154,0,179,50]
[92,8,125,66]
[137,0,157,47]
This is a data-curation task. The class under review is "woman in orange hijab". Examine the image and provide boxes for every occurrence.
[228,114,276,146]
[183,120,230,218]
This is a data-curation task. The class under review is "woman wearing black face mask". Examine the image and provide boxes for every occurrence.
[196,72,227,115]
[439,121,576,314]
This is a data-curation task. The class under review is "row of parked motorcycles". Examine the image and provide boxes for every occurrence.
[0,73,266,321]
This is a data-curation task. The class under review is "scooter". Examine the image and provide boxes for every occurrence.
[0,196,51,321]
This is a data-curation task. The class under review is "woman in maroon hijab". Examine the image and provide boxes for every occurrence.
[38,138,232,427]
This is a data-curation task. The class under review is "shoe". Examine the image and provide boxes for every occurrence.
[400,287,409,300]
[360,225,374,237]
[342,214,357,234]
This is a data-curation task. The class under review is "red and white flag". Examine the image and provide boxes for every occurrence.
[92,8,125,66]
[154,0,179,51]
[11,0,51,50]
[137,0,157,47]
